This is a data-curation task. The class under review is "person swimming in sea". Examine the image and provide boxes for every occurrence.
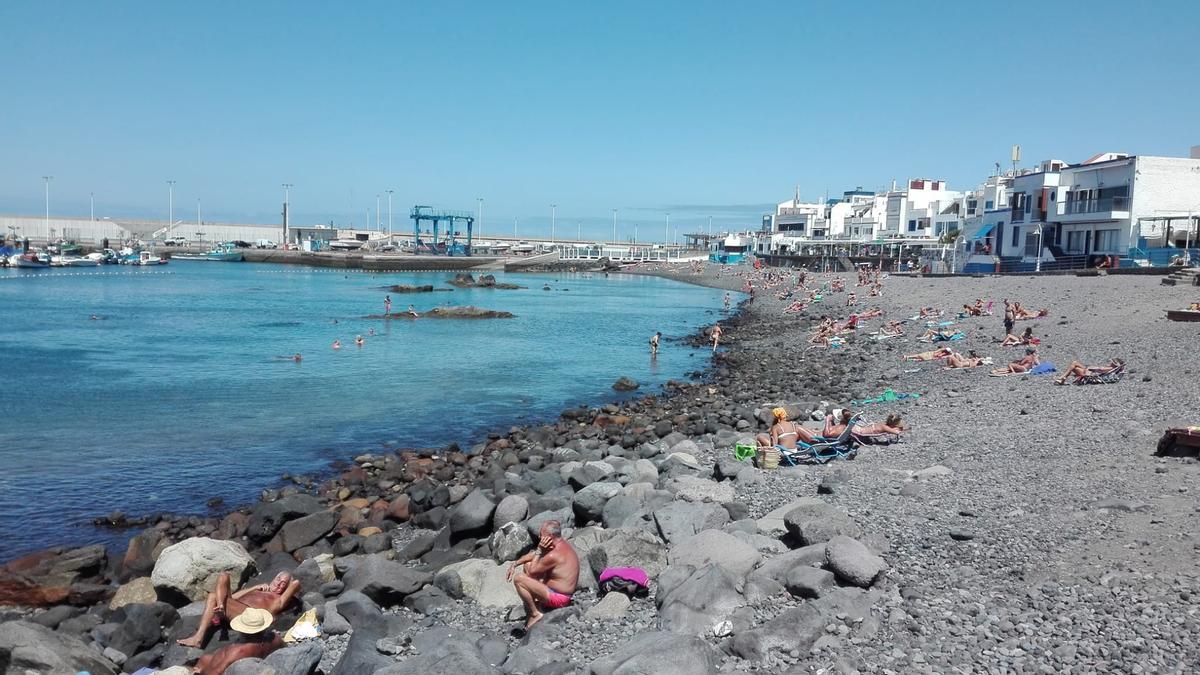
[408,305,419,318]
[355,335,365,347]
[332,340,341,350]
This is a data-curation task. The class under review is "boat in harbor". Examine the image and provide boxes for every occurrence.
[119,250,168,266]
[171,242,244,262]
[10,251,51,268]
[51,255,100,267]
[329,239,366,251]
[86,249,121,265]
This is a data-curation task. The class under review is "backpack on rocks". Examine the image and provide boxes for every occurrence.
[598,567,650,598]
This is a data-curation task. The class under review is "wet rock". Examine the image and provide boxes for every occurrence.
[612,377,640,392]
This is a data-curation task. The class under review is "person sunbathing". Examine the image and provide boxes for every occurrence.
[1012,302,1048,319]
[918,307,941,319]
[868,283,883,297]
[989,348,1039,375]
[1002,327,1037,346]
[857,307,884,320]
[903,346,953,362]
[878,320,905,337]
[838,314,860,331]
[756,407,822,451]
[176,572,300,648]
[854,413,905,436]
[1055,358,1125,385]
[191,610,283,675]
[942,350,984,369]
[846,292,857,306]
[917,328,957,343]
[784,299,808,314]
[823,409,853,437]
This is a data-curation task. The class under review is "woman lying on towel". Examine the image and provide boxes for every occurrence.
[824,409,905,438]
[1002,327,1039,346]
[903,346,953,362]
[783,299,808,314]
[918,307,942,319]
[878,320,905,337]
[942,349,985,369]
[1012,302,1049,320]
[856,307,884,320]
[989,348,1039,376]
[917,328,961,343]
[1054,358,1125,385]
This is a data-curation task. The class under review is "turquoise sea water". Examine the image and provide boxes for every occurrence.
[0,263,727,560]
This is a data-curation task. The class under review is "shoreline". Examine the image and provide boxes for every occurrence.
[4,264,1199,673]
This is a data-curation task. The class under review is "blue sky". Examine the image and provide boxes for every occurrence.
[2,1,1198,241]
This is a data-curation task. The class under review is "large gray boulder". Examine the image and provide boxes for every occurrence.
[587,528,668,579]
[656,564,746,635]
[668,530,761,579]
[0,620,118,675]
[278,509,339,552]
[652,502,729,545]
[489,522,534,563]
[247,494,324,541]
[747,544,828,585]
[784,566,837,599]
[150,537,255,602]
[433,559,521,607]
[108,601,179,660]
[729,604,826,662]
[342,554,432,606]
[450,489,496,535]
[264,640,323,674]
[573,481,622,523]
[824,536,887,588]
[525,508,574,538]
[783,501,863,546]
[493,494,529,529]
[587,631,719,675]
[755,497,823,536]
[600,495,642,529]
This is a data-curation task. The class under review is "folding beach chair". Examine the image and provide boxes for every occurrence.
[1075,362,1126,385]
[780,414,861,465]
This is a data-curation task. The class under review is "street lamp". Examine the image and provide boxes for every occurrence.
[282,183,293,247]
[90,192,95,221]
[375,194,381,230]
[386,189,394,244]
[612,209,618,243]
[42,176,53,240]
[167,180,176,227]
[550,204,556,244]
[665,212,670,245]
[476,198,484,239]
[1034,224,1044,272]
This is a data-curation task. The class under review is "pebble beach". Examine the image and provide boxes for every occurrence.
[2,263,1198,674]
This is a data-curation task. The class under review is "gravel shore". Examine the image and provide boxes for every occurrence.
[3,264,1198,674]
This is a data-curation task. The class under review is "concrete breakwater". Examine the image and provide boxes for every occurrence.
[234,249,573,273]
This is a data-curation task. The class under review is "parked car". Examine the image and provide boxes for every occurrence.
[255,239,277,249]
[164,237,188,246]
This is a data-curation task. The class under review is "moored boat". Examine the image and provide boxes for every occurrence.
[171,242,243,262]
[10,251,51,268]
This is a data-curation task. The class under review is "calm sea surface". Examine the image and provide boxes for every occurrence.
[0,262,727,560]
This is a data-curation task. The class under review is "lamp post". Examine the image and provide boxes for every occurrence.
[612,209,618,243]
[576,220,581,242]
[386,189,394,244]
[550,204,556,244]
[476,198,483,239]
[375,194,381,231]
[282,183,292,247]
[90,192,95,221]
[167,180,176,227]
[1035,224,1044,272]
[42,176,52,242]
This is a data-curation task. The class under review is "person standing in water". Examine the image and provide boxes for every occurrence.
[724,292,731,310]
[650,331,661,356]
[384,295,392,315]
[711,324,722,352]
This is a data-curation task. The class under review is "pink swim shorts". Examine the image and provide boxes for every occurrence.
[543,590,573,609]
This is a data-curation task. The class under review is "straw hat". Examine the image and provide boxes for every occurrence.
[229,608,274,635]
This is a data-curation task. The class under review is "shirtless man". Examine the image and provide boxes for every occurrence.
[507,521,579,632]
[650,331,661,356]
[711,325,722,352]
[990,347,1039,376]
[176,571,300,648]
[191,609,282,675]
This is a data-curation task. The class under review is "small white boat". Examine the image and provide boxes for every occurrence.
[11,252,51,268]
[511,241,536,254]
[51,256,100,267]
[133,251,168,266]
[329,239,366,251]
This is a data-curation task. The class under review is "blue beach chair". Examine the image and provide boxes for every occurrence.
[780,414,861,465]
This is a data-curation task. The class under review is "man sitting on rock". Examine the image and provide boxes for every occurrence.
[507,520,579,632]
[177,571,299,648]
[191,607,283,675]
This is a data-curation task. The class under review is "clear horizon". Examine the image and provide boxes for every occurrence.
[2,1,1197,242]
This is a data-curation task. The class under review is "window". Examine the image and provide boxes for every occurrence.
[1012,226,1020,248]
[908,219,917,232]
[985,200,994,210]
[1066,230,1085,253]
[1094,229,1119,252]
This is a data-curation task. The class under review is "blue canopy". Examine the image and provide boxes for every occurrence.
[973,223,995,239]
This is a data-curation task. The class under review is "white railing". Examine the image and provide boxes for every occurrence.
[558,246,706,263]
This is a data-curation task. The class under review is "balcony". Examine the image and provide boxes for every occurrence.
[1057,196,1130,221]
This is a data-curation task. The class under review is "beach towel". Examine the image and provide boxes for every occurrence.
[283,608,321,643]
[932,332,965,342]
[854,389,921,406]
[1030,362,1057,375]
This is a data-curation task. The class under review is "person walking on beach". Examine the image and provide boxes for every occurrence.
[384,294,392,315]
[650,331,661,356]
[1003,299,1016,339]
[724,292,731,310]
[711,324,722,352]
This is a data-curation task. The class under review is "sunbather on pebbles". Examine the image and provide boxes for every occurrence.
[990,347,1039,376]
[1002,327,1038,346]
[1055,358,1124,385]
[903,347,953,362]
[942,349,985,369]
[756,407,822,452]
[824,409,905,437]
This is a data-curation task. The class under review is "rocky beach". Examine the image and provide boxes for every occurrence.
[2,264,1198,675]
